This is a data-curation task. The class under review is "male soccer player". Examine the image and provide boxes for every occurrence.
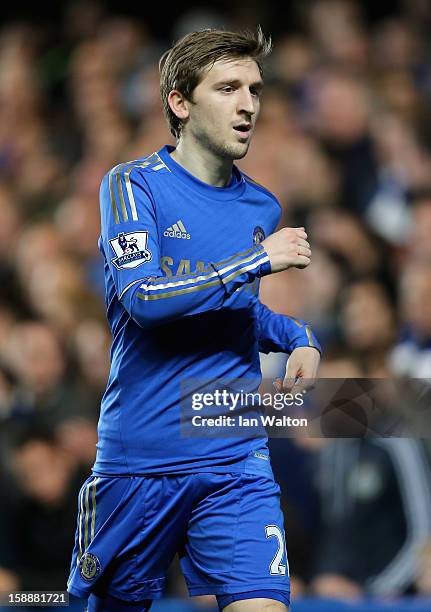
[67,28,321,611]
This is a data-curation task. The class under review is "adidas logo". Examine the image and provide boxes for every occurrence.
[163,219,191,240]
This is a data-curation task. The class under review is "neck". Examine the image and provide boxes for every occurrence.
[170,134,234,187]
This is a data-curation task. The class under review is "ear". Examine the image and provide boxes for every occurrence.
[167,90,190,122]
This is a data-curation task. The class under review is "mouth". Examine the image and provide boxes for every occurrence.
[233,123,252,139]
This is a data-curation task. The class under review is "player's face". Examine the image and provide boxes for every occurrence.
[185,57,263,160]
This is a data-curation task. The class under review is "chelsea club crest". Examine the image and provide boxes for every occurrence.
[79,552,101,582]
[109,231,152,269]
[253,226,266,245]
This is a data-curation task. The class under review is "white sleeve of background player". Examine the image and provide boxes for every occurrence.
[366,439,431,596]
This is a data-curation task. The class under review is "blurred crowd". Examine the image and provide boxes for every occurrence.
[1,0,431,608]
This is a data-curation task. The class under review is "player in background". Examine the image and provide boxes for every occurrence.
[67,27,321,612]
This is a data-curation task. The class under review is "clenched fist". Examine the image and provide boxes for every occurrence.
[261,227,311,273]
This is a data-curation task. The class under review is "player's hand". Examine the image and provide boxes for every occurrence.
[274,346,320,395]
[261,227,311,273]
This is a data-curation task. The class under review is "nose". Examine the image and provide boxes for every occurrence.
[237,87,256,116]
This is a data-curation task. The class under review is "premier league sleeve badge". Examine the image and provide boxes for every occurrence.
[109,231,152,269]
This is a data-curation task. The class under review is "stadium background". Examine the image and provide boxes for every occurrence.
[1,0,431,610]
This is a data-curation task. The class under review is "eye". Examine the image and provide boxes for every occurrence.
[220,85,235,93]
[250,88,261,97]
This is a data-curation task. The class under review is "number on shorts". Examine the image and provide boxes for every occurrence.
[265,524,288,576]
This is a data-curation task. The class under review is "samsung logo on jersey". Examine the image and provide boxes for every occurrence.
[164,229,191,240]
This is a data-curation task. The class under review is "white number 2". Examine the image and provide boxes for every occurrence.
[265,525,288,576]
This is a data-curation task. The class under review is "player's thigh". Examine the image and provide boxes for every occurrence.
[223,598,287,611]
[181,472,290,598]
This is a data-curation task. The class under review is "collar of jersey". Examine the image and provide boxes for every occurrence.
[158,145,246,201]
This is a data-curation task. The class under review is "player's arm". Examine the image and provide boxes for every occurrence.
[101,166,272,328]
[255,223,321,393]
[255,299,321,393]
[256,225,320,356]
[128,244,271,327]
[254,298,321,356]
[101,166,312,328]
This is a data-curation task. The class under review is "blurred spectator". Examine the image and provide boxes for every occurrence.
[408,188,431,259]
[0,363,32,440]
[366,114,431,245]
[317,347,365,378]
[339,279,396,375]
[308,208,383,277]
[391,258,431,377]
[311,439,431,598]
[297,248,345,347]
[3,320,98,428]
[307,0,368,71]
[0,427,85,590]
[72,319,110,394]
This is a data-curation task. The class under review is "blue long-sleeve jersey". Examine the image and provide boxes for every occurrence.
[93,145,320,475]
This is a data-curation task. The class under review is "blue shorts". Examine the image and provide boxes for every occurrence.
[67,452,290,605]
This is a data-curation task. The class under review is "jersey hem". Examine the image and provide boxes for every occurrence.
[104,587,164,601]
[67,584,165,602]
[91,465,248,477]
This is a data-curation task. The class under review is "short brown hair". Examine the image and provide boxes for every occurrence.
[159,26,272,138]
